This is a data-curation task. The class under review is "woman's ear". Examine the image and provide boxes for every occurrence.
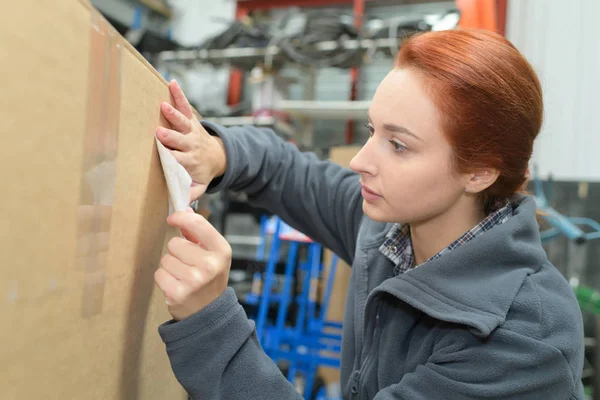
[463,169,500,194]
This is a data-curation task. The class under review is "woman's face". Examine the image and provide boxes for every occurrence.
[349,68,468,224]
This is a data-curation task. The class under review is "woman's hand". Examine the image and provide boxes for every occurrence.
[157,80,227,201]
[154,208,232,321]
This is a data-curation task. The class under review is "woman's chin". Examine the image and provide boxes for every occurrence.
[362,201,389,222]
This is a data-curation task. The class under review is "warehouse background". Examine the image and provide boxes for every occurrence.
[85,0,600,397]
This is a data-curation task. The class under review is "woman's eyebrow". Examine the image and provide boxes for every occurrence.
[382,123,422,142]
[368,112,422,142]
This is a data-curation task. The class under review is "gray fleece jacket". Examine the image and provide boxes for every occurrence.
[158,122,585,400]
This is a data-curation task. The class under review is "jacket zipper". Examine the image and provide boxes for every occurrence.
[357,301,382,398]
[355,253,370,369]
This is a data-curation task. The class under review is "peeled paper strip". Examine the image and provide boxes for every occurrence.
[155,137,192,213]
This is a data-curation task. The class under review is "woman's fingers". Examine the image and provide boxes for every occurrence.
[156,212,232,320]
[167,236,209,266]
[168,149,193,168]
[160,252,191,280]
[167,211,231,256]
[161,102,191,133]
[190,184,207,202]
[156,127,193,151]
[154,267,182,304]
[155,83,227,202]
[169,80,194,119]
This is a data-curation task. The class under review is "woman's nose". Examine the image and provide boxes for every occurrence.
[349,140,377,176]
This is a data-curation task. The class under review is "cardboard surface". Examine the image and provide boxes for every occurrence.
[1,1,186,398]
[319,146,362,385]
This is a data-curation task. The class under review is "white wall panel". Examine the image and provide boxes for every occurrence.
[507,0,600,181]
[165,0,236,110]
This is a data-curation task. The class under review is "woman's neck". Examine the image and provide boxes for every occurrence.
[409,196,486,265]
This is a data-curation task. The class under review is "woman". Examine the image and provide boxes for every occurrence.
[153,29,584,399]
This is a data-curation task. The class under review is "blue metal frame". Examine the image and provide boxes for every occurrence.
[249,216,342,399]
[533,166,600,244]
[255,218,283,339]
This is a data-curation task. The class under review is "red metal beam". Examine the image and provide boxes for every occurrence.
[456,0,498,31]
[496,0,508,36]
[226,5,251,106]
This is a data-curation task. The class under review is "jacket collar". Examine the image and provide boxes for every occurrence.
[372,196,546,337]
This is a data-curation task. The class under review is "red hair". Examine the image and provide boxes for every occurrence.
[395,29,543,212]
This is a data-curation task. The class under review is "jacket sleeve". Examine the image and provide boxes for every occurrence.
[159,288,302,400]
[374,328,581,400]
[202,120,363,265]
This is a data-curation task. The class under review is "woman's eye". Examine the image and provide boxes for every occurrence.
[389,140,407,153]
[364,123,375,137]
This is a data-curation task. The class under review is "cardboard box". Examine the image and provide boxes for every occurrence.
[1,1,187,398]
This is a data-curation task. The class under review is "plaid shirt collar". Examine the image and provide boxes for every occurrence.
[380,202,514,275]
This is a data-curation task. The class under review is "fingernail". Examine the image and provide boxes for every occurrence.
[157,129,167,139]
[186,207,194,213]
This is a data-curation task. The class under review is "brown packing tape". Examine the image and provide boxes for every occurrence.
[76,11,122,318]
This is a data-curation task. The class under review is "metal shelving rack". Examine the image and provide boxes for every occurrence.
[227,0,504,144]
[232,0,367,145]
[157,0,503,146]
[159,37,403,64]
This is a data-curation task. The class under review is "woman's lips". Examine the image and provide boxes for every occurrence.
[361,185,382,202]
